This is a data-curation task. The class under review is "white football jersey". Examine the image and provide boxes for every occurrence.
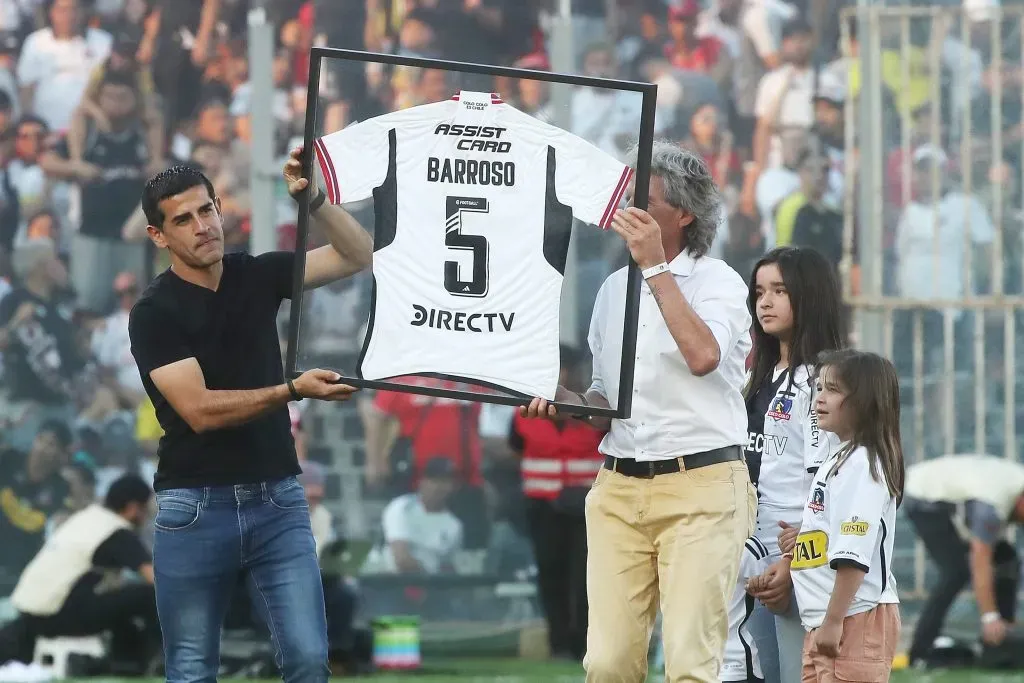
[790,445,900,630]
[314,90,632,399]
[721,537,769,682]
[751,365,836,555]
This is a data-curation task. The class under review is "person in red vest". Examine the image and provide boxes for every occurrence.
[509,346,605,662]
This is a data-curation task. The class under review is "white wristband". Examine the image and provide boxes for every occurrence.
[981,611,1001,625]
[642,262,670,280]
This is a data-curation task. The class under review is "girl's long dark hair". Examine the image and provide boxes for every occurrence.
[744,246,845,399]
[817,349,906,506]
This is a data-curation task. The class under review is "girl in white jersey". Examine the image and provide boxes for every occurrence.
[742,247,844,683]
[783,350,905,682]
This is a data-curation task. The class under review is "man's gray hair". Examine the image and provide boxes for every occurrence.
[12,237,56,281]
[628,140,721,258]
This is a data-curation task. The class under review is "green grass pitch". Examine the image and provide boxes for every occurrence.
[63,658,1023,682]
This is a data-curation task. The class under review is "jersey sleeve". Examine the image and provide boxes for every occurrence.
[827,449,893,572]
[550,127,633,229]
[314,118,393,205]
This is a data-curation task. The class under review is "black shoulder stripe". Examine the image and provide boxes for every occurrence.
[745,537,769,560]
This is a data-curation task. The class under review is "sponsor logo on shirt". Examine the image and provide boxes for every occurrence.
[791,530,829,570]
[808,485,826,514]
[767,395,793,421]
[840,517,869,536]
[411,305,515,332]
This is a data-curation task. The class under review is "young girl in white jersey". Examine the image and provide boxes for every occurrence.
[786,350,905,682]
[742,247,844,683]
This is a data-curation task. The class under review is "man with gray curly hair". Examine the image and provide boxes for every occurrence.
[524,141,755,682]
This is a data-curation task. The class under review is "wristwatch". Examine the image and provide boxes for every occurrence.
[981,611,1001,625]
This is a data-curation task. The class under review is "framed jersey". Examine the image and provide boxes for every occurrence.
[284,47,657,420]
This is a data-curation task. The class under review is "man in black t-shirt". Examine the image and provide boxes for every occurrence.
[9,475,159,673]
[127,151,372,683]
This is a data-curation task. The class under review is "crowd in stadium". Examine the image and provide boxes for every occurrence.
[0,0,1020,678]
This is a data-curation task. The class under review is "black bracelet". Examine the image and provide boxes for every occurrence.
[309,190,327,213]
[287,379,303,401]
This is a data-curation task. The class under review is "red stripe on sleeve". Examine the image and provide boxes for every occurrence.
[599,167,631,229]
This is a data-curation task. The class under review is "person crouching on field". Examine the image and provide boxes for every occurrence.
[749,350,904,682]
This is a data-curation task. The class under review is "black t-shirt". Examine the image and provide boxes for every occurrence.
[790,204,843,270]
[128,252,299,491]
[0,288,84,405]
[154,0,204,40]
[744,368,789,487]
[79,124,149,240]
[0,450,71,584]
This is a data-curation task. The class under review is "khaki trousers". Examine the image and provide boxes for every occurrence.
[801,603,901,683]
[583,458,756,683]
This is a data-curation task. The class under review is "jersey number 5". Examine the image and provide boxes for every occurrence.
[445,196,489,298]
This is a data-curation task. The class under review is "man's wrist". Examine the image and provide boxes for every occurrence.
[308,188,326,213]
[641,261,670,280]
[287,379,304,401]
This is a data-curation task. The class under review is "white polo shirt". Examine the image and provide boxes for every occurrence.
[588,251,752,461]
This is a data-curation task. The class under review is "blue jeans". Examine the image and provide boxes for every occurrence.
[153,477,329,683]
[747,593,804,683]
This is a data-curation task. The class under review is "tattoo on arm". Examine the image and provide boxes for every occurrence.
[649,281,666,309]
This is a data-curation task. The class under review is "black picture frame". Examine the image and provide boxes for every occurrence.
[286,46,657,419]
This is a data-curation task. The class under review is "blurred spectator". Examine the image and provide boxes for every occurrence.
[0,238,84,451]
[299,460,333,555]
[16,0,112,133]
[755,127,807,247]
[751,17,815,172]
[896,146,995,307]
[570,42,640,157]
[91,272,145,403]
[144,0,220,133]
[363,378,484,493]
[0,418,73,587]
[365,457,463,576]
[509,346,603,662]
[6,116,54,246]
[56,70,149,313]
[664,0,732,95]
[9,473,158,674]
[70,25,165,175]
[776,149,842,268]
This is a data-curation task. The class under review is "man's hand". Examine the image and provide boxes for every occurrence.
[778,521,799,554]
[609,207,668,270]
[284,146,319,200]
[292,369,359,401]
[814,617,844,658]
[520,386,585,421]
[983,616,1009,646]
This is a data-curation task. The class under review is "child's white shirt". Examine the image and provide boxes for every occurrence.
[790,445,900,630]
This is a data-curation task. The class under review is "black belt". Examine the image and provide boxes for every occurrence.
[603,445,743,479]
